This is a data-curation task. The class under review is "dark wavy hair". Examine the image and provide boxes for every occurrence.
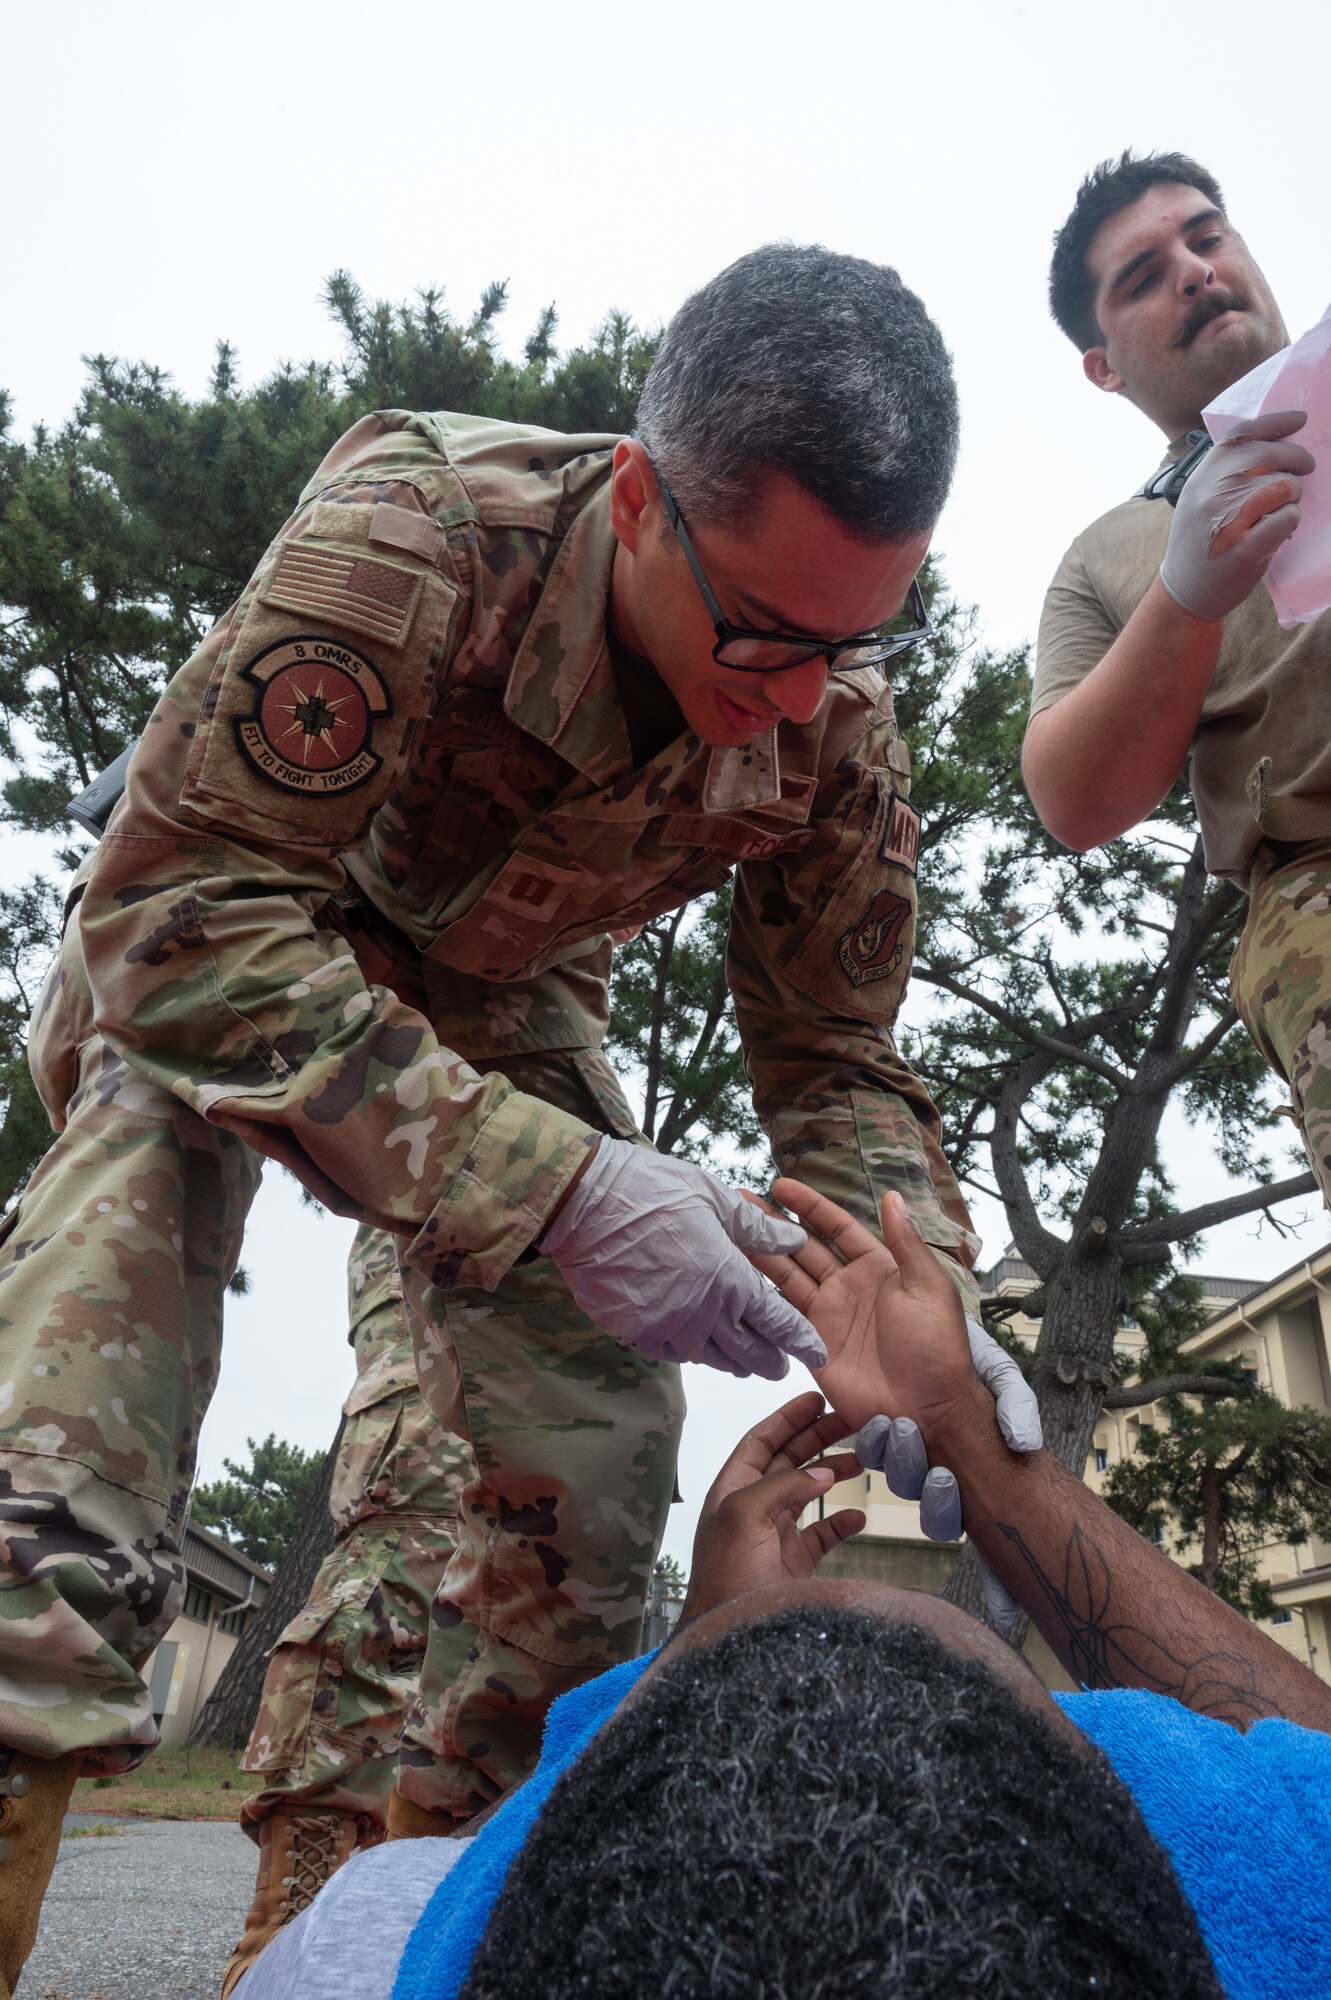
[1050,150,1225,350]
[637,242,958,541]
[458,1605,1223,2000]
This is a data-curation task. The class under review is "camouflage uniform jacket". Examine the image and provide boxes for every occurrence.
[80,412,979,1302]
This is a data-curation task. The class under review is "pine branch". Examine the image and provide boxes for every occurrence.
[914,965,1133,1089]
[656,964,731,1156]
[1119,1171,1318,1247]
[987,1055,1064,1272]
[642,909,685,1141]
[1160,1004,1242,1088]
[1102,1373,1259,1409]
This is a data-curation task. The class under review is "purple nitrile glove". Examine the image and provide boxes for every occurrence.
[541,1137,826,1380]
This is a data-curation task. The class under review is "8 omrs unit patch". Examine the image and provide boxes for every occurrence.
[234,635,393,798]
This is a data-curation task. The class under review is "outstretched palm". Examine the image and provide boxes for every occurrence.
[681,1393,864,1624]
[748,1181,975,1433]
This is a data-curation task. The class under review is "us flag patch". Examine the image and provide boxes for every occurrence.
[260,544,424,649]
[880,791,921,875]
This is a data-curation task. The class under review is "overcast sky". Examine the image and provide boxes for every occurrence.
[7,0,1331,1563]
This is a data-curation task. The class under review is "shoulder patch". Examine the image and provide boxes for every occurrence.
[880,791,921,875]
[234,636,392,798]
[837,889,911,988]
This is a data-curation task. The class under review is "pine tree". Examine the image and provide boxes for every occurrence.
[191,1432,325,1568]
[1105,1395,1331,1616]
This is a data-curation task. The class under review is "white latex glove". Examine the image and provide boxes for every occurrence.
[853,1320,1040,1637]
[540,1137,827,1380]
[1160,409,1312,620]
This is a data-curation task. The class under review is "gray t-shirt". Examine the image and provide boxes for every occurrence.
[237,1838,471,1999]
[1033,440,1331,880]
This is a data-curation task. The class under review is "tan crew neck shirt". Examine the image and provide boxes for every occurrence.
[1032,437,1331,880]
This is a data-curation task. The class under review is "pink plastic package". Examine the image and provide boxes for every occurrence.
[1203,301,1331,628]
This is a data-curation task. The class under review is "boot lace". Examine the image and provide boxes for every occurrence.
[285,1815,343,1915]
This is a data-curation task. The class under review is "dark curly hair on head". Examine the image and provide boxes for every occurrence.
[1049,150,1226,351]
[458,1604,1223,2000]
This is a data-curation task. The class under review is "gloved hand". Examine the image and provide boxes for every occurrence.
[1160,408,1312,620]
[853,1317,1040,1636]
[855,1415,1020,1635]
[962,1314,1042,1451]
[540,1137,827,1380]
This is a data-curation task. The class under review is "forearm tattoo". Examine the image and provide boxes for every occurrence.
[996,1519,1287,1725]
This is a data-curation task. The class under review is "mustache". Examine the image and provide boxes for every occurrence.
[1175,290,1248,348]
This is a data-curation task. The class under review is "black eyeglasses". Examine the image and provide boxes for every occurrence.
[647,452,932,675]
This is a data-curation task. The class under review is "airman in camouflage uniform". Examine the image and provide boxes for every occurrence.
[224,1226,470,1994]
[3,248,984,1974]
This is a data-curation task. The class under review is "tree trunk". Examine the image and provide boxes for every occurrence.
[942,1544,1031,1650]
[1025,1243,1125,1477]
[189,1419,343,1748]
[942,1236,1122,1632]
[1200,1464,1222,1592]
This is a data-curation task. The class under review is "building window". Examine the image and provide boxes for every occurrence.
[216,1605,250,1637]
[1093,1448,1109,1473]
[1270,1608,1293,1626]
[181,1582,213,1624]
[1147,1521,1164,1545]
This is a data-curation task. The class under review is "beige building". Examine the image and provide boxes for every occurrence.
[807,1241,1331,1690]
[140,1520,271,1746]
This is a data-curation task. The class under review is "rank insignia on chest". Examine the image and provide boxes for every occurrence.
[484,855,583,919]
[837,889,912,987]
[880,791,921,874]
[234,636,393,797]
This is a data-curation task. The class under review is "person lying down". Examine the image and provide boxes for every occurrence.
[240,1187,1331,2000]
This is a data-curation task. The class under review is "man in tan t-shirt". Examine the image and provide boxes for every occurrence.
[1025,148,1331,1200]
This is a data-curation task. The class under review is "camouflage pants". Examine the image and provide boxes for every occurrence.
[1,908,683,1811]
[240,1353,469,1833]
[0,907,262,1770]
[1232,839,1331,1206]
[396,1048,684,1821]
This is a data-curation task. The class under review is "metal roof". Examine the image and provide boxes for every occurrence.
[182,1519,272,1607]
[976,1253,1253,1311]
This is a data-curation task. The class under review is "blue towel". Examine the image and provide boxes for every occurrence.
[392,1652,655,2000]
[395,1654,1331,2000]
[1057,1688,1331,2000]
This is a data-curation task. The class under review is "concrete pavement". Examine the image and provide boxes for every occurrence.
[23,1815,254,2000]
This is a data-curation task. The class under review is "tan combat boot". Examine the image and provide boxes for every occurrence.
[221,1809,362,1998]
[384,1787,469,1840]
[0,1746,82,2000]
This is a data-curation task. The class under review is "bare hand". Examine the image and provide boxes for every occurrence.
[681,1392,864,1625]
[748,1182,977,1434]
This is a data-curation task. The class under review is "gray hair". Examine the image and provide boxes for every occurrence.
[636,241,958,542]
